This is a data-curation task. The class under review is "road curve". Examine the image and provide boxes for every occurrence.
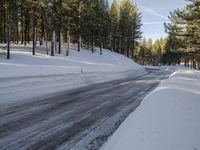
[0,71,169,150]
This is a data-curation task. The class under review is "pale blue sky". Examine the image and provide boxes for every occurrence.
[109,0,186,40]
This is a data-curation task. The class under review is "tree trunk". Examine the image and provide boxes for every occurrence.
[193,59,197,70]
[24,16,28,46]
[45,41,49,55]
[100,42,103,55]
[21,11,24,44]
[198,59,200,70]
[16,20,19,44]
[3,9,6,43]
[58,30,62,54]
[66,30,70,56]
[51,41,54,56]
[7,25,10,59]
[91,34,94,53]
[41,16,45,46]
[45,32,49,55]
[51,30,55,56]
[184,59,187,67]
[77,1,82,52]
[78,35,81,52]
[33,26,36,55]
[132,41,135,59]
[0,3,3,43]
[27,20,30,43]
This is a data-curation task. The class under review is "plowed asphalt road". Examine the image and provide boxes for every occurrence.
[0,69,169,150]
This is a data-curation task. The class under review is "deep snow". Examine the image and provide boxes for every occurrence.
[0,44,145,105]
[101,69,200,150]
[0,44,143,77]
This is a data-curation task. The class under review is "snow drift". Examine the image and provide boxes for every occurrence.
[0,44,145,105]
[101,69,200,150]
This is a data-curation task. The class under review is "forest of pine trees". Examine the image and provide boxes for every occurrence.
[0,0,142,59]
[163,0,200,69]
[134,0,200,69]
[1,0,199,70]
[134,37,167,65]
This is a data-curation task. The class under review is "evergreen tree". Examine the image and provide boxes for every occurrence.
[1,0,143,61]
[164,0,200,69]
[119,0,142,57]
[110,0,119,52]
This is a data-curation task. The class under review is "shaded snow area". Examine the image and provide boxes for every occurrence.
[101,69,200,150]
[0,44,145,105]
[144,65,188,74]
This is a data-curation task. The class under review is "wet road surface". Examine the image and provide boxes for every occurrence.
[0,70,169,150]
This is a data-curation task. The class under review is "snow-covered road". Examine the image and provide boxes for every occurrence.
[0,71,169,150]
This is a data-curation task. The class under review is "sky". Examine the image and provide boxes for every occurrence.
[109,0,186,41]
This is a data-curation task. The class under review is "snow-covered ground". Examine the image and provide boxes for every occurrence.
[144,65,187,73]
[0,44,145,105]
[101,69,200,150]
[0,44,144,77]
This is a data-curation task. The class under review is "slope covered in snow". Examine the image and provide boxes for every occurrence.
[0,44,143,77]
[101,69,200,150]
[0,44,145,104]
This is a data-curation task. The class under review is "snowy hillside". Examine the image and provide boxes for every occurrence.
[0,44,145,105]
[0,44,143,77]
[101,69,200,150]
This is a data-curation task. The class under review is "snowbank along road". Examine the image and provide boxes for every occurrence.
[0,69,170,150]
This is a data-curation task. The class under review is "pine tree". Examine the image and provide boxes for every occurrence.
[119,0,142,57]
[165,0,200,69]
[1,0,143,60]
[146,38,153,64]
[110,0,119,52]
[130,5,142,59]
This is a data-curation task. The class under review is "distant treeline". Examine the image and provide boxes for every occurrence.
[135,0,200,70]
[164,0,200,69]
[134,38,167,66]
